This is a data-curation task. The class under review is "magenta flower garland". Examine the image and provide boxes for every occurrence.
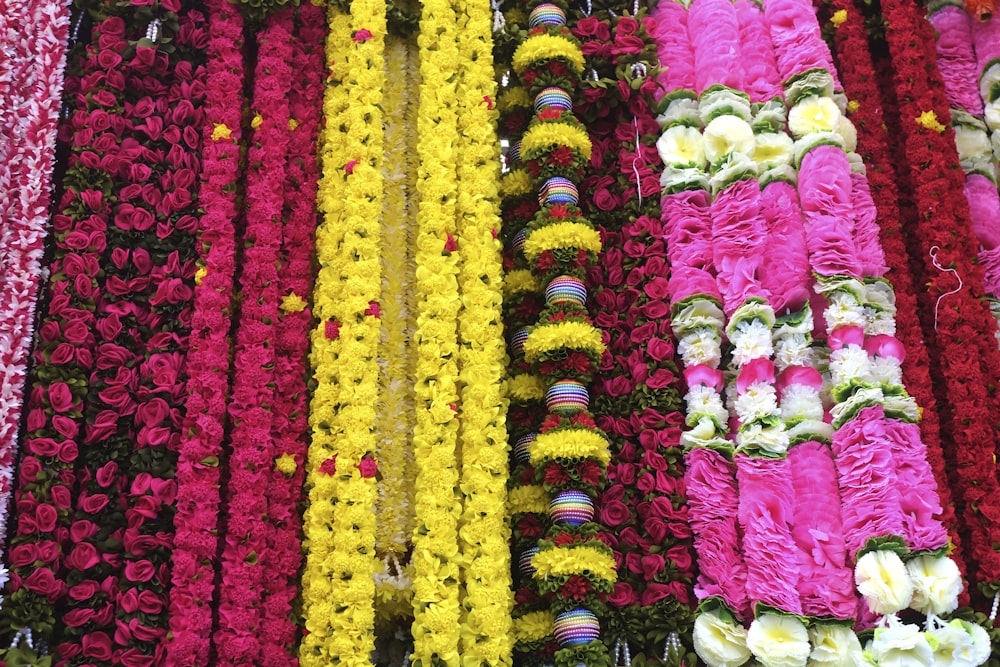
[166,0,245,661]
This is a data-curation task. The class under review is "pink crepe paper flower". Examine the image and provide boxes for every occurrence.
[737,357,775,394]
[828,325,864,350]
[864,335,905,362]
[684,364,725,391]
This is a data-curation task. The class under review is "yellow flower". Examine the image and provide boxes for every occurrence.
[194,266,207,286]
[280,292,307,313]
[830,9,848,26]
[211,123,232,141]
[847,99,860,113]
[507,484,550,515]
[521,121,592,161]
[275,453,297,475]
[530,428,611,466]
[509,373,546,401]
[288,118,299,131]
[512,34,585,76]
[498,86,531,111]
[503,269,539,296]
[251,113,262,129]
[531,544,617,582]
[499,168,534,198]
[523,320,606,362]
[523,221,602,260]
[512,610,554,643]
[916,110,947,133]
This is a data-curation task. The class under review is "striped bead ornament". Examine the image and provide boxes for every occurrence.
[553,608,602,647]
[545,275,587,305]
[513,432,537,464]
[549,490,595,525]
[538,176,578,205]
[512,227,528,255]
[519,546,541,578]
[528,3,567,27]
[534,86,573,112]
[510,326,532,357]
[546,379,589,414]
[508,139,522,165]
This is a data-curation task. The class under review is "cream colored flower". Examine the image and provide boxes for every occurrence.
[657,125,708,167]
[930,619,990,667]
[836,116,858,152]
[807,624,864,667]
[906,555,962,616]
[703,115,756,162]
[693,611,753,667]
[855,550,913,616]
[747,615,810,667]
[868,623,934,667]
[788,95,842,138]
[753,132,794,170]
[954,125,993,162]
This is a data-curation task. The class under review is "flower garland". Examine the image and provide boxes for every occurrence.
[298,1,384,664]
[454,2,514,664]
[515,4,614,667]
[823,0,968,595]
[927,4,1000,336]
[116,6,207,663]
[409,0,465,662]
[57,7,174,661]
[2,4,122,656]
[876,0,1000,599]
[374,22,415,565]
[166,0,246,661]
[261,5,326,663]
[0,0,69,600]
[214,9,293,664]
[498,80,555,665]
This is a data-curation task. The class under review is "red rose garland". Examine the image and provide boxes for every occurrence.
[2,5,122,656]
[57,9,177,663]
[214,7,294,666]
[115,6,207,664]
[260,5,326,662]
[875,0,1000,597]
[166,0,246,661]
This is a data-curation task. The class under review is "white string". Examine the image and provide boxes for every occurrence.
[613,638,622,665]
[622,640,632,666]
[929,245,963,331]
[492,0,506,34]
[632,116,643,207]
[990,591,999,623]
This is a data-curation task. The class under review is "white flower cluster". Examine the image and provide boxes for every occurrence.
[734,381,778,424]
[863,616,989,667]
[828,345,872,387]
[730,318,775,368]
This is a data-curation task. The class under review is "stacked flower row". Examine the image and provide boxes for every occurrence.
[513,3,615,667]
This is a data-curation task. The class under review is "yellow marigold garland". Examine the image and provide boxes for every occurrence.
[453,1,514,665]
[410,0,463,663]
[299,2,386,666]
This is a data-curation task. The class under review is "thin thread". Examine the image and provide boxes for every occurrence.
[632,116,643,207]
[929,245,962,331]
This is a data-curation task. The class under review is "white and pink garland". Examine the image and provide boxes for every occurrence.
[0,0,70,593]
